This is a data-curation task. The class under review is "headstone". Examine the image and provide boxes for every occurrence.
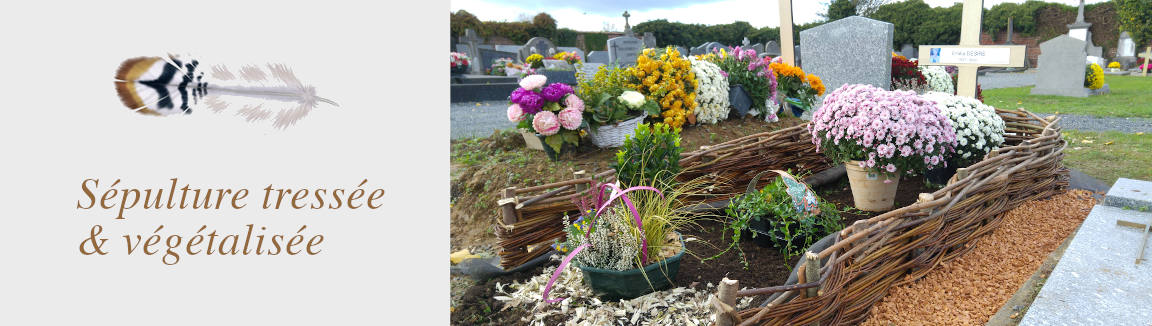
[764,41,781,56]
[691,42,727,56]
[576,63,604,83]
[1067,0,1104,67]
[794,45,803,67]
[1118,31,1137,68]
[477,48,518,71]
[1030,35,1090,97]
[799,16,894,101]
[495,45,521,54]
[750,43,765,55]
[742,37,751,47]
[456,44,471,56]
[675,46,688,57]
[607,35,643,66]
[587,51,609,64]
[518,37,558,63]
[900,44,916,59]
[458,29,485,74]
[643,32,657,48]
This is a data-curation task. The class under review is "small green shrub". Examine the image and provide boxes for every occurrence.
[724,173,845,264]
[612,123,682,190]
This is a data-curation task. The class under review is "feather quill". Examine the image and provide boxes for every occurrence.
[114,55,336,128]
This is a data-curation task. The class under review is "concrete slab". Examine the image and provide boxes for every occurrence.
[1019,205,1152,325]
[1104,178,1152,211]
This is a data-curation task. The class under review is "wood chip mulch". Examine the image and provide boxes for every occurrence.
[861,190,1096,326]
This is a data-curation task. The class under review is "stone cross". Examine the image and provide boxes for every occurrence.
[1004,17,1014,44]
[918,0,1026,98]
[459,29,484,74]
[1141,47,1151,77]
[778,0,796,66]
[622,11,633,37]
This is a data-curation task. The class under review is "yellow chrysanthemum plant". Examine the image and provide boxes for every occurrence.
[1108,61,1122,69]
[626,47,698,128]
[1084,63,1105,90]
[526,53,544,69]
[770,61,825,113]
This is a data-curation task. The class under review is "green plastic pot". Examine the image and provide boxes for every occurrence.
[576,233,685,301]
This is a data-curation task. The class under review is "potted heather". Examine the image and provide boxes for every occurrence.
[921,92,1006,185]
[506,74,585,160]
[576,64,659,148]
[545,123,699,301]
[809,84,957,211]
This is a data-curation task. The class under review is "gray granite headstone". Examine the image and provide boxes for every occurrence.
[494,45,521,54]
[1030,35,1090,97]
[900,43,916,59]
[576,63,605,83]
[587,51,609,64]
[764,41,781,56]
[607,35,643,66]
[477,48,518,71]
[750,43,765,55]
[675,46,688,57]
[794,45,803,67]
[691,42,727,56]
[643,32,657,48]
[456,44,471,56]
[799,16,893,105]
[1118,31,1136,68]
[518,37,558,62]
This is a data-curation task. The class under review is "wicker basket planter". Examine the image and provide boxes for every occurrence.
[844,160,901,211]
[577,233,685,300]
[588,115,646,148]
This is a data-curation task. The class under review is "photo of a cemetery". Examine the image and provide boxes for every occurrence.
[449,0,1152,324]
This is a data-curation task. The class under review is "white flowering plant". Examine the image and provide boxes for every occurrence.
[921,92,1006,166]
[921,66,954,94]
[689,57,731,124]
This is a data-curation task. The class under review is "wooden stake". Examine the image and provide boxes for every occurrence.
[573,170,587,192]
[716,277,741,326]
[778,0,795,66]
[804,251,821,326]
[500,187,518,225]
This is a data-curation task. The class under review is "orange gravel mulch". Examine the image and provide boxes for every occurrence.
[861,190,1096,326]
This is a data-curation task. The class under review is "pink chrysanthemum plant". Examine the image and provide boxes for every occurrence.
[507,74,586,153]
[809,84,958,180]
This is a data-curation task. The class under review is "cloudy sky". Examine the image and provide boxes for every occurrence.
[450,0,1106,32]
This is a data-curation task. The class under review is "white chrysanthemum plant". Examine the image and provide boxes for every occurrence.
[921,92,1006,167]
[689,57,731,124]
[921,66,954,94]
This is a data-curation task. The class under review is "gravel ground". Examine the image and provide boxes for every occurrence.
[1046,114,1152,133]
[452,100,516,140]
[978,70,1037,90]
[861,190,1096,326]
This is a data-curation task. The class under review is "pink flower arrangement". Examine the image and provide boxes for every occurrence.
[558,108,582,130]
[809,84,957,173]
[507,104,525,122]
[533,111,560,136]
[506,74,585,153]
[519,74,548,91]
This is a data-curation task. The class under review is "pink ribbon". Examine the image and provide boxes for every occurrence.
[541,184,663,304]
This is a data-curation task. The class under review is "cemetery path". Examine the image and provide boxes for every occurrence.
[452,101,516,139]
[1051,114,1152,133]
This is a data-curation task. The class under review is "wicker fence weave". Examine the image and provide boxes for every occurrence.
[495,123,832,269]
[493,108,1067,326]
[725,108,1068,325]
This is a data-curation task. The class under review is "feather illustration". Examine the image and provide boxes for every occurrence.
[114,55,336,128]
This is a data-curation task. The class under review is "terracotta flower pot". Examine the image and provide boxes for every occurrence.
[844,160,900,211]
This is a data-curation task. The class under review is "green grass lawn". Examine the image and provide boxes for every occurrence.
[1062,130,1152,185]
[984,75,1152,118]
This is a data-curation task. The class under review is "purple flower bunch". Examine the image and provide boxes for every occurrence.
[507,74,584,136]
[747,56,779,102]
[809,84,958,173]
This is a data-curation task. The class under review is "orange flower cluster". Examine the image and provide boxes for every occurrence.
[626,47,697,128]
[770,62,825,96]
